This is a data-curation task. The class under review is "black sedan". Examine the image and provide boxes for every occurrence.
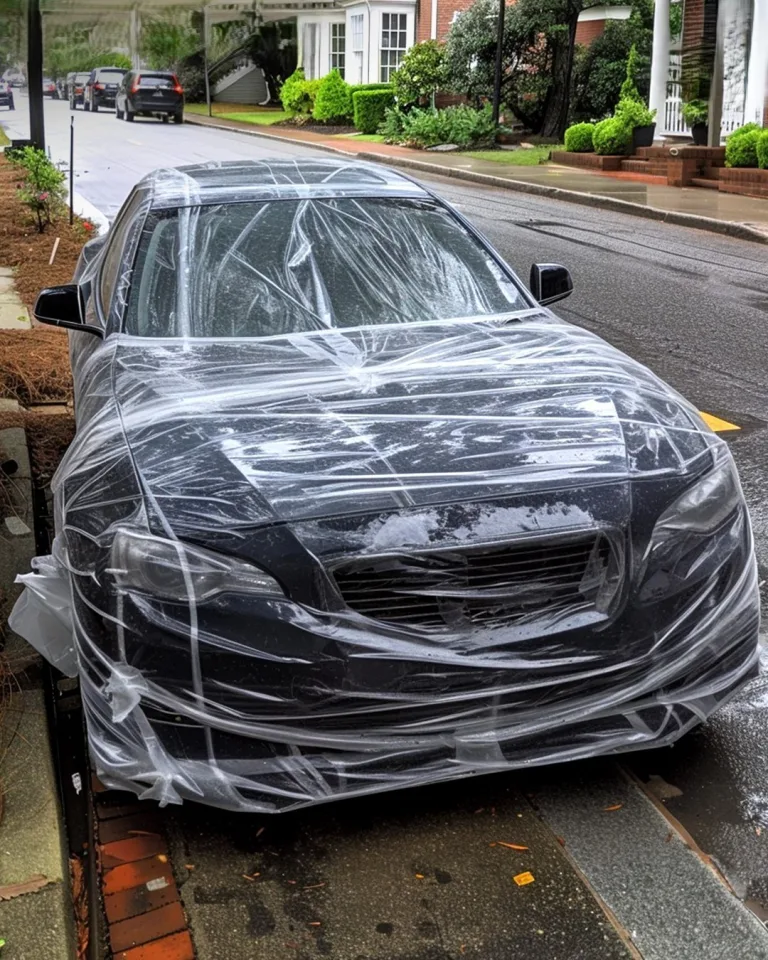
[13,159,759,814]
[115,70,184,123]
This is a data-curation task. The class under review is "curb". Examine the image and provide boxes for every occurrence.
[72,192,110,235]
[184,116,768,246]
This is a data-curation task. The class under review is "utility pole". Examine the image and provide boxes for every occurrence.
[491,0,505,125]
[27,0,45,151]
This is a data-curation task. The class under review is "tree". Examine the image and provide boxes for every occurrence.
[141,17,200,70]
[392,40,446,108]
[247,22,296,104]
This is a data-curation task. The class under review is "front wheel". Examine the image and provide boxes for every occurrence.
[173,112,183,124]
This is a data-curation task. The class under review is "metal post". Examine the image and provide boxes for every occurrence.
[27,0,45,151]
[69,117,74,226]
[202,5,212,118]
[491,0,505,125]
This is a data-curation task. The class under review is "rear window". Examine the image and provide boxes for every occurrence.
[97,70,125,81]
[138,74,176,88]
[124,197,524,338]
[76,73,90,82]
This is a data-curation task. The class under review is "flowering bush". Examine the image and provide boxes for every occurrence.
[11,147,67,233]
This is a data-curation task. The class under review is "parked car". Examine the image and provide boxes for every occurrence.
[42,77,59,99]
[0,80,14,110]
[67,71,90,109]
[14,159,760,814]
[83,67,127,112]
[115,70,184,123]
[2,69,25,87]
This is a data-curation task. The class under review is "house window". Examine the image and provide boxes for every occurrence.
[380,12,407,82]
[331,23,346,77]
[351,14,364,84]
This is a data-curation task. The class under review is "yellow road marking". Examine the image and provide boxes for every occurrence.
[699,411,741,433]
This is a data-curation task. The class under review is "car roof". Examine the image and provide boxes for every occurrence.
[138,159,430,209]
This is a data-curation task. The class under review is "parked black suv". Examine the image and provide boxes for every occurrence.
[67,71,91,109]
[115,70,184,123]
[83,67,126,112]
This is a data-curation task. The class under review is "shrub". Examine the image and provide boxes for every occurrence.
[312,69,353,123]
[281,68,314,115]
[13,147,67,233]
[619,44,642,102]
[614,97,655,129]
[564,122,595,152]
[386,103,496,149]
[593,117,632,155]
[391,40,445,108]
[681,99,708,127]
[725,126,761,168]
[353,88,395,134]
[349,82,394,96]
[757,130,768,170]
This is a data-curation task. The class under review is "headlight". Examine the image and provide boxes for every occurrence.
[108,529,285,604]
[651,458,742,545]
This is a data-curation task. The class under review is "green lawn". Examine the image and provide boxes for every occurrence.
[462,145,563,166]
[333,133,386,142]
[185,103,288,125]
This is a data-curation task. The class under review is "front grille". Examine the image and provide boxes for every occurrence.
[332,533,615,631]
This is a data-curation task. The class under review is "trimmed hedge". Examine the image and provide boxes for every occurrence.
[312,68,353,123]
[352,88,395,134]
[593,117,632,155]
[564,122,595,153]
[757,130,768,170]
[280,68,313,115]
[726,123,762,168]
[349,82,394,96]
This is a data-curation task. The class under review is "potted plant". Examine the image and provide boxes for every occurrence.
[682,100,709,145]
[615,98,657,150]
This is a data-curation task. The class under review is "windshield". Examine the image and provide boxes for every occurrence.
[124,197,524,338]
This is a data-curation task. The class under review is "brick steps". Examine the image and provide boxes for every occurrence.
[691,177,720,189]
[620,158,670,175]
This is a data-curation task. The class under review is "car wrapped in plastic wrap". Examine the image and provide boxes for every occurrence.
[10,160,760,813]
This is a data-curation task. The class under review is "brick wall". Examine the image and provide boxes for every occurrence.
[574,19,605,46]
[681,0,718,101]
[417,0,492,43]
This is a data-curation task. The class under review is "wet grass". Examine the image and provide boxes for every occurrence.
[185,103,288,125]
[462,145,563,166]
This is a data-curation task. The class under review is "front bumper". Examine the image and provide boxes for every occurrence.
[71,544,760,813]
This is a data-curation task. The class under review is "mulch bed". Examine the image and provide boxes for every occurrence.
[273,119,357,136]
[0,153,87,313]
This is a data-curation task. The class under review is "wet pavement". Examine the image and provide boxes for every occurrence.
[6,96,768,959]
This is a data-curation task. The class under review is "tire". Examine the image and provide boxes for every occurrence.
[92,101,98,113]
[173,112,183,124]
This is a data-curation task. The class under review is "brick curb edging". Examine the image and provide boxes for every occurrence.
[184,116,768,246]
[93,779,195,960]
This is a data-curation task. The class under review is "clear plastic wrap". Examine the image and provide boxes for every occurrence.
[10,160,761,812]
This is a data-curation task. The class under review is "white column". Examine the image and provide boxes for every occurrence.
[649,0,671,126]
[430,0,437,39]
[708,0,726,144]
[745,0,768,125]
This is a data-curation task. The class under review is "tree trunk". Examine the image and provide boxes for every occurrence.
[539,9,580,139]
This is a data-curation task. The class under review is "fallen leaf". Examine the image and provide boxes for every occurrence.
[242,874,256,882]
[157,854,168,863]
[556,836,565,847]
[415,874,425,879]
[665,831,673,843]
[513,871,535,886]
[0,875,48,900]
[459,946,466,955]
[489,842,497,847]
[757,827,762,837]
[474,808,485,815]
[496,842,529,851]
[256,826,265,838]
[184,864,195,871]
[603,804,623,812]
[303,883,326,890]
[287,880,298,885]
[308,922,322,927]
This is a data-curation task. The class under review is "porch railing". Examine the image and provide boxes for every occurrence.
[662,52,744,140]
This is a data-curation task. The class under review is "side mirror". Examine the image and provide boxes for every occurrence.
[34,284,103,337]
[530,263,573,306]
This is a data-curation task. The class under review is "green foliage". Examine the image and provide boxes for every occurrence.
[247,22,297,103]
[619,44,642,102]
[756,130,768,170]
[592,116,632,155]
[614,96,655,128]
[570,3,652,123]
[725,126,761,168]
[353,88,395,134]
[141,17,200,69]
[280,68,314,115]
[349,82,394,95]
[391,40,445,107]
[564,121,595,152]
[681,99,708,127]
[45,39,131,79]
[312,68,353,123]
[384,103,496,149]
[12,147,67,233]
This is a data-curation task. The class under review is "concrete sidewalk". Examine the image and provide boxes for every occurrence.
[185,113,768,242]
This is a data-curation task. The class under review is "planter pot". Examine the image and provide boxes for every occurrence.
[632,123,656,150]
[691,123,709,146]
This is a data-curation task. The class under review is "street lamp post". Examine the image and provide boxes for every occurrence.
[27,0,45,151]
[491,0,505,125]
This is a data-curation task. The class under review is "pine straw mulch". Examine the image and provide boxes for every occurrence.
[0,153,87,314]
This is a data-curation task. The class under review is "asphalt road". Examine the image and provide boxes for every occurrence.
[5,95,768,957]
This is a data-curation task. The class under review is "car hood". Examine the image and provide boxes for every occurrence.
[89,312,713,536]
